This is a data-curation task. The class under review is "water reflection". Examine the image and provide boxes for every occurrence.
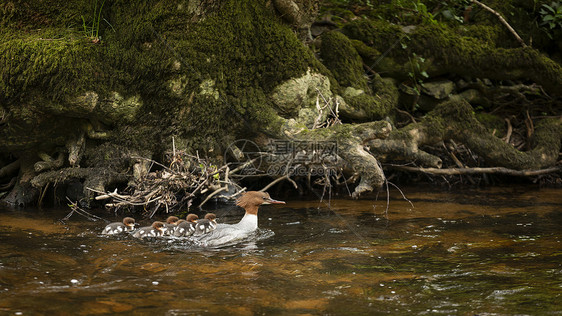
[0,186,560,314]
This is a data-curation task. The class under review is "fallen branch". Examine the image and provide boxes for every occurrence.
[229,157,262,175]
[390,165,561,176]
[260,174,298,192]
[63,197,109,222]
[198,186,227,208]
[91,188,130,200]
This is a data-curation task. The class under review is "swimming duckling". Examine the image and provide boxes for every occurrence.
[163,216,180,236]
[170,219,187,235]
[194,213,217,235]
[132,221,165,238]
[173,214,199,237]
[102,217,136,235]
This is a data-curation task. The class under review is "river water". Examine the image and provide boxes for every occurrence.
[0,186,560,315]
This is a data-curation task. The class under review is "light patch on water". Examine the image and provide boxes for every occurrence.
[486,287,530,300]
[284,221,301,225]
[334,246,366,253]
[328,228,345,234]
[0,187,561,315]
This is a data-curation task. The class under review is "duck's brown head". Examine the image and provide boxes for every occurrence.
[235,191,285,215]
[166,216,179,224]
[123,217,136,228]
[186,214,199,222]
[152,221,165,230]
[176,219,186,225]
[204,213,217,221]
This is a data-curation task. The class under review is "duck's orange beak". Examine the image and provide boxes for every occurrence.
[265,197,285,204]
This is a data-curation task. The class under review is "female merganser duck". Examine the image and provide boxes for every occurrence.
[163,216,180,236]
[102,217,136,235]
[194,213,217,235]
[195,191,284,246]
[174,214,199,237]
[133,221,165,238]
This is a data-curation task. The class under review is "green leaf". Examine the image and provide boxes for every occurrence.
[441,9,454,20]
[542,4,555,13]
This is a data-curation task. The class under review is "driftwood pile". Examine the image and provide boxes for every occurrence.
[89,148,245,218]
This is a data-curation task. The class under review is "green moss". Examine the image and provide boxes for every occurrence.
[342,19,562,95]
[350,39,380,63]
[319,30,369,91]
[532,118,562,153]
[342,19,403,56]
[412,24,562,93]
[0,0,89,30]
[339,74,398,121]
[1,0,323,155]
[0,31,97,100]
[476,112,506,136]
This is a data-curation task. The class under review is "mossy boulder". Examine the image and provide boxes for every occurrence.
[319,30,369,91]
[0,0,325,155]
[339,74,398,121]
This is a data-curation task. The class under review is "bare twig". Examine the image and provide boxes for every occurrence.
[387,181,414,209]
[198,186,227,208]
[260,174,297,192]
[503,117,513,144]
[396,108,417,124]
[470,0,526,47]
[64,197,109,222]
[390,165,560,176]
[229,157,261,174]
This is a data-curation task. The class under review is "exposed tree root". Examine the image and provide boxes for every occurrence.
[280,120,393,197]
[370,98,562,171]
[0,159,20,178]
[30,167,129,206]
[3,157,39,207]
[34,151,65,172]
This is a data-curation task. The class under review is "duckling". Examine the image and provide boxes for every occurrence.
[173,214,199,237]
[194,213,217,235]
[163,216,180,236]
[173,219,186,232]
[132,221,165,238]
[102,217,136,235]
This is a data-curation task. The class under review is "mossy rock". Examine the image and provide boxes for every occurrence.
[339,75,398,121]
[270,69,332,118]
[319,30,370,91]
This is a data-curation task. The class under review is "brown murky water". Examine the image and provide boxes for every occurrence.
[0,186,561,315]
